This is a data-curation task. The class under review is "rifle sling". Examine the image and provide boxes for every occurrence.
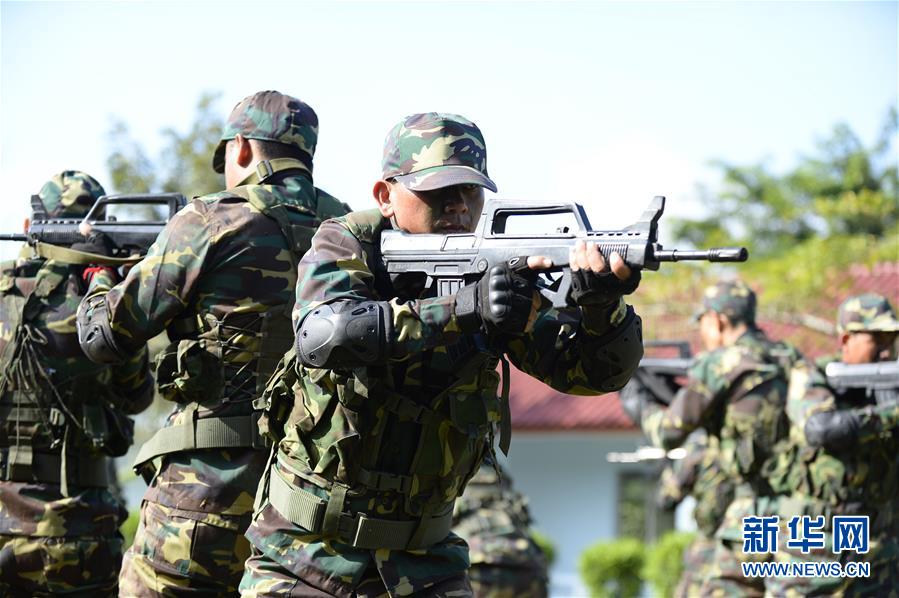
[33,242,143,266]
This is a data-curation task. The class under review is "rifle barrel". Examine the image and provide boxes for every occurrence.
[0,234,27,242]
[655,247,748,262]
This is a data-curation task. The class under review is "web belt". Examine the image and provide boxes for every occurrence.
[133,412,269,480]
[267,464,453,551]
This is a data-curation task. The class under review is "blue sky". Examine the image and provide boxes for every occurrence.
[1,1,896,259]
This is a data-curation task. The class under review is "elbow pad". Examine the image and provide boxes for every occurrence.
[76,294,128,365]
[296,301,391,369]
[589,307,644,392]
[804,410,861,450]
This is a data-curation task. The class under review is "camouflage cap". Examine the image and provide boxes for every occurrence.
[36,170,106,218]
[695,279,757,324]
[212,90,318,174]
[382,112,497,192]
[837,293,899,334]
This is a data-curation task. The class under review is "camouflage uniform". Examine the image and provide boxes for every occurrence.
[765,294,899,596]
[239,113,643,597]
[640,280,800,597]
[0,172,153,597]
[656,429,734,597]
[451,457,548,598]
[77,92,350,596]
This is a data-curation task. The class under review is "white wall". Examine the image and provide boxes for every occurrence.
[501,430,651,598]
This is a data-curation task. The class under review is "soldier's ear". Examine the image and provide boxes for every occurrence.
[234,135,255,168]
[373,180,394,219]
[717,313,730,333]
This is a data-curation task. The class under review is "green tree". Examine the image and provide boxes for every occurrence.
[650,106,898,313]
[673,106,897,258]
[106,91,224,198]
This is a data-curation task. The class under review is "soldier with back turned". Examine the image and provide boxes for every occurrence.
[77,91,350,595]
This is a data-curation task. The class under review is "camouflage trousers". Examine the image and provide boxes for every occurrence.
[239,547,474,598]
[698,539,767,597]
[673,533,716,598]
[118,500,252,597]
[468,564,547,598]
[0,533,123,597]
[765,532,899,597]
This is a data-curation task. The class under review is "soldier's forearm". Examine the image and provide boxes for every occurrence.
[294,295,463,369]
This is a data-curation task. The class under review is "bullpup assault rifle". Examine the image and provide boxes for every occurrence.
[634,340,694,406]
[0,193,186,265]
[825,360,899,407]
[380,196,748,308]
[609,341,695,463]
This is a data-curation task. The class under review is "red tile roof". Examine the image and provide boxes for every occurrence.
[509,262,898,432]
[509,365,635,431]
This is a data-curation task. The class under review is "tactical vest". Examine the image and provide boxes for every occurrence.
[0,257,123,495]
[262,209,508,551]
[133,160,322,479]
[764,362,899,524]
[710,331,791,497]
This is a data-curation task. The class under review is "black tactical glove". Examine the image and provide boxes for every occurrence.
[454,256,539,336]
[71,232,118,285]
[570,267,641,307]
[70,231,116,257]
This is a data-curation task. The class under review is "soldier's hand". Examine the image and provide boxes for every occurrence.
[71,230,119,285]
[455,256,551,336]
[71,230,115,257]
[569,241,641,307]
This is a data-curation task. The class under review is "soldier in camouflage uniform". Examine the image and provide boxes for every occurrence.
[0,171,153,597]
[238,112,644,597]
[627,280,801,596]
[655,429,734,597]
[451,455,548,598]
[764,293,899,596]
[76,91,350,596]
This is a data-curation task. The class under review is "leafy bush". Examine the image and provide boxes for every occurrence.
[531,529,557,567]
[579,537,645,598]
[643,531,695,597]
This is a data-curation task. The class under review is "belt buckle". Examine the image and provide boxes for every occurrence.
[335,511,363,545]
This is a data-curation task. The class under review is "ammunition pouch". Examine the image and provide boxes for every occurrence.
[255,348,300,445]
[267,459,454,550]
[81,401,135,457]
[154,337,224,405]
[0,446,112,488]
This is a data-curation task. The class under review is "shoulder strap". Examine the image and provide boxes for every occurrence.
[237,158,311,186]
[228,185,318,274]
